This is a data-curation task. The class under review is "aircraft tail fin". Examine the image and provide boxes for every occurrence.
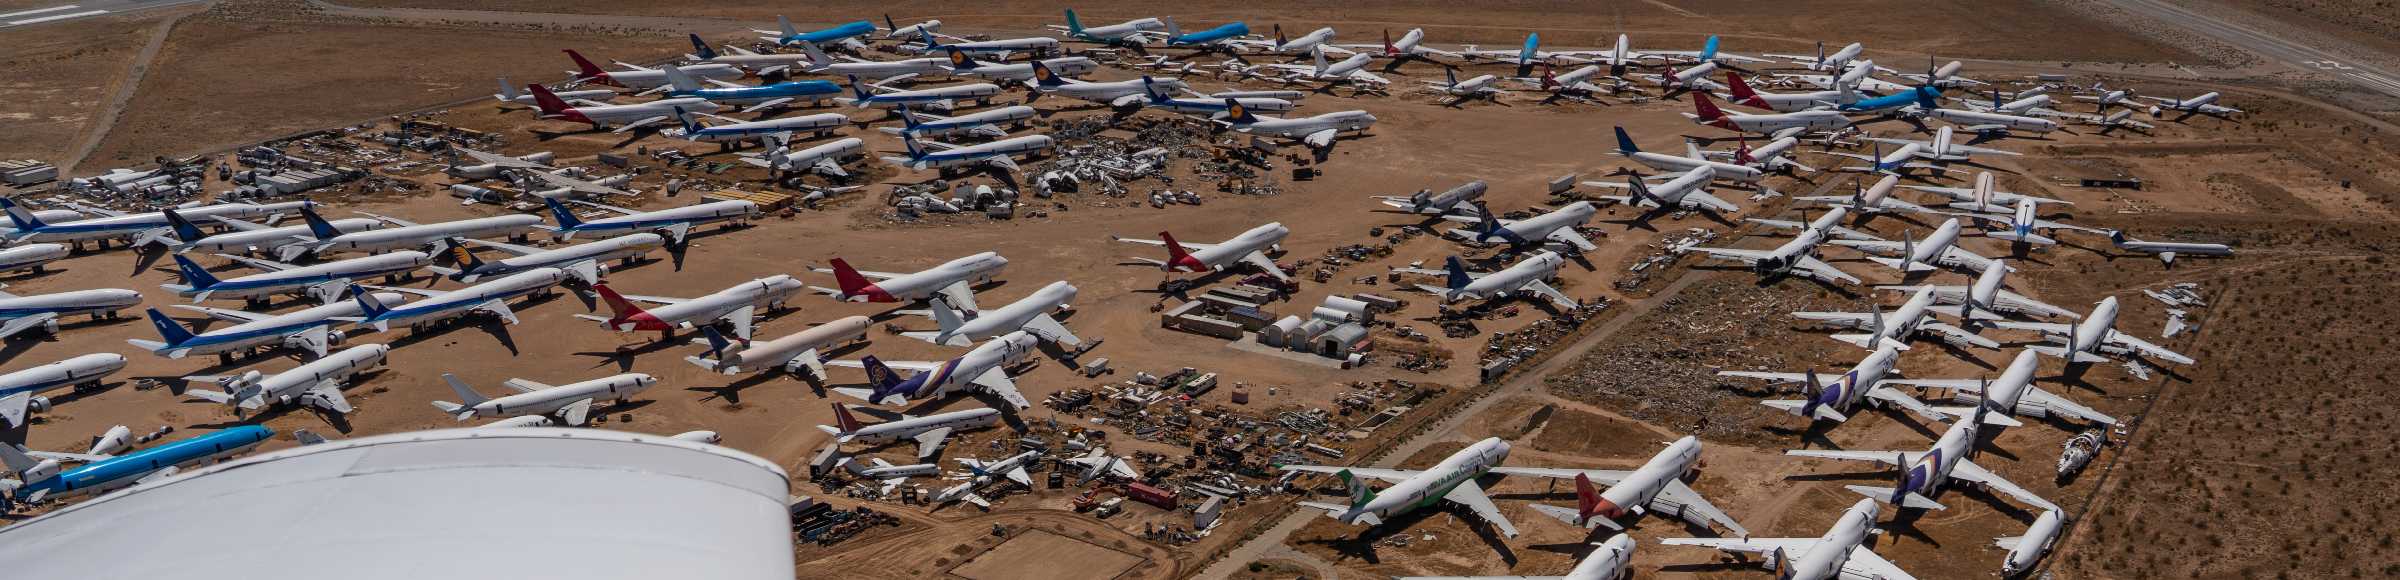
[161,209,206,243]
[1442,255,1473,291]
[1337,468,1378,508]
[439,373,490,409]
[1726,72,1769,109]
[1692,91,1728,121]
[831,402,864,433]
[661,64,703,93]
[944,47,974,70]
[542,197,585,230]
[496,77,519,101]
[1573,472,1603,523]
[827,258,875,296]
[144,308,196,346]
[348,284,390,320]
[591,283,647,323]
[170,254,220,289]
[563,49,608,81]
[2,203,47,232]
[1612,126,1640,154]
[928,296,968,334]
[1064,9,1083,34]
[1222,98,1257,124]
[860,355,907,403]
[1030,60,1065,87]
[527,83,573,116]
[295,203,341,240]
[1158,231,1195,266]
[697,325,736,360]
[688,34,718,60]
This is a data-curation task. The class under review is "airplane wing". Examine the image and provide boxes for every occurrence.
[305,379,354,414]
[1785,449,1918,467]
[1716,371,1815,385]
[1004,466,1033,486]
[170,304,271,323]
[934,281,982,314]
[216,253,299,272]
[1683,191,1741,213]
[1544,228,1599,252]
[809,265,907,281]
[474,299,521,325]
[563,259,603,286]
[827,359,941,372]
[460,148,552,169]
[612,116,673,134]
[1658,536,1824,560]
[1655,478,1750,537]
[1986,320,2071,334]
[532,172,633,197]
[911,427,955,460]
[740,98,795,114]
[1439,479,1520,538]
[206,216,275,232]
[1839,547,1920,580]
[1862,385,1950,423]
[1279,465,1425,484]
[1951,459,2062,512]
[970,367,1030,409]
[1021,314,1083,349]
[0,392,32,429]
[612,293,692,306]
[24,449,113,463]
[1792,311,1875,326]
[719,305,756,341]
[289,325,333,358]
[1830,240,1904,253]
[557,397,595,426]
[1993,291,2080,320]
[1684,246,1773,265]
[0,313,59,340]
[1302,129,1339,149]
[2105,331,2194,365]
[1485,467,1634,486]
[1914,322,2000,350]
[1240,251,1292,281]
[1521,280,1578,310]
[2018,385,2117,425]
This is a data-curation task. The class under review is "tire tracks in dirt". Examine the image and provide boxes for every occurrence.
[60,2,206,176]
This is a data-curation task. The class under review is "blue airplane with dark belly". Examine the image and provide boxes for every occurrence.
[0,425,274,506]
[1839,85,1942,114]
[1163,18,1249,47]
[758,16,876,47]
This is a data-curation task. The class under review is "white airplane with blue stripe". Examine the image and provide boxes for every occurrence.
[837,75,1002,111]
[181,343,388,416]
[0,287,141,342]
[882,133,1055,175]
[0,354,127,430]
[1442,201,1598,252]
[163,252,428,304]
[882,104,1035,139]
[541,197,758,245]
[127,294,399,361]
[0,198,306,249]
[340,268,570,333]
[664,107,846,147]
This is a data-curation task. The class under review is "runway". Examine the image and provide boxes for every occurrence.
[2101,0,2400,101]
[0,0,205,30]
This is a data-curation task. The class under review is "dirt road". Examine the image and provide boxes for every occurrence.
[2098,0,2400,101]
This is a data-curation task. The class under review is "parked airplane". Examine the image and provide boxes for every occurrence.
[1765,41,1865,72]
[879,15,940,41]
[756,17,876,48]
[1062,446,1142,485]
[649,66,839,114]
[1798,286,2000,350]
[1901,171,2072,209]
[541,198,757,245]
[682,35,815,76]
[0,425,272,506]
[786,42,951,79]
[2071,82,2136,111]
[1887,349,2118,426]
[2142,91,2241,119]
[2104,230,2232,266]
[1112,223,1291,281]
[1446,201,1600,252]
[842,457,939,494]
[1236,49,1389,88]
[1281,437,1520,538]
[1893,58,1982,87]
[343,268,569,333]
[1878,260,2080,322]
[1374,180,1486,215]
[0,244,66,274]
[130,294,399,361]
[1024,64,1190,108]
[494,78,615,107]
[1661,499,1917,580]
[812,252,1010,311]
[1997,510,2066,577]
[687,315,871,379]
[1423,68,1504,105]
[1834,85,1941,114]
[915,34,1061,59]
[1050,9,1167,46]
[182,343,387,417]
[744,135,868,177]
[1127,81,1298,117]
[1951,198,2102,246]
[1583,167,1741,223]
[1831,218,2005,275]
[1229,24,1347,57]
[1495,435,1749,536]
[1788,403,2061,512]
[1520,63,1627,100]
[1684,207,1861,285]
[1722,342,1947,423]
[1796,175,1935,215]
[940,50,1099,83]
[1217,100,1379,152]
[830,331,1040,409]
[0,353,127,429]
[446,147,633,198]
[435,372,655,426]
[1686,92,1852,134]
[820,404,1000,460]
[1,199,307,249]
[1778,60,1912,93]
[1402,252,1576,310]
[586,275,804,341]
[431,233,661,285]
[562,49,741,89]
[1991,296,2193,365]
[902,281,1082,348]
[883,104,1036,139]
[1610,126,1767,183]
[1863,126,2021,161]
[1340,28,1462,65]
[288,207,540,260]
[155,208,380,256]
[164,252,427,304]
[526,84,721,132]
[882,133,1057,175]
[1396,534,1633,580]
[1629,61,1726,95]
[1719,71,1859,111]
[953,450,1040,489]
[1161,18,1250,48]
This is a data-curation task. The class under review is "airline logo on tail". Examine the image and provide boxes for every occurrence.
[563,49,615,86]
[1157,232,1209,272]
[826,258,896,301]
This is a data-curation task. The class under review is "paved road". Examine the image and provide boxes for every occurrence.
[0,0,203,30]
[2100,0,2400,100]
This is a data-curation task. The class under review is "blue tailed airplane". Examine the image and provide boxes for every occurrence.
[1,425,274,507]
[757,16,875,47]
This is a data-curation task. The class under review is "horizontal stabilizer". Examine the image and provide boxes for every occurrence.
[1846,485,1947,510]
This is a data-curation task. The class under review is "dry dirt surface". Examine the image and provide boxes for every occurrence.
[952,529,1150,580]
[0,12,169,162]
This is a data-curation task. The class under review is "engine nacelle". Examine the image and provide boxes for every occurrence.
[25,395,52,414]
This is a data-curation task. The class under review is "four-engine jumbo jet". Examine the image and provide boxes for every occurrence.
[830,331,1040,409]
[1720,342,1949,424]
[1663,499,1919,580]
[1786,403,2063,513]
[1444,201,1599,252]
[585,275,806,342]
[1683,207,1861,285]
[1112,223,1291,282]
[1886,349,2119,427]
[1280,437,1522,538]
[1989,296,2195,365]
[1401,252,1577,310]
[1793,285,2001,351]
[812,252,1010,312]
[1494,435,1749,536]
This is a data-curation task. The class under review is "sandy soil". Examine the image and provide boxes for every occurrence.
[0,13,168,162]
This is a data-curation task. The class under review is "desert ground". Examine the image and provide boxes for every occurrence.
[3,1,2398,579]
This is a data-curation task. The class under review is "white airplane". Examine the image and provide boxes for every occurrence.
[183,343,387,416]
[1862,126,2021,161]
[1584,167,1742,222]
[1023,64,1191,108]
[1826,142,1954,178]
[1991,296,2193,365]
[1832,218,2006,275]
[2080,108,2158,134]
[1902,171,2073,210]
[0,353,128,429]
[1396,533,1633,580]
[938,50,1100,83]
[1228,24,1348,56]
[1787,403,2062,512]
[1797,285,2001,350]
[1926,105,2061,136]
[913,34,1061,59]
[1878,260,2081,322]
[1049,9,1167,46]
[1950,198,2104,246]
[686,315,872,380]
[819,403,1001,460]
[680,36,815,77]
[813,252,1010,311]
[1796,175,1937,215]
[1609,126,1768,183]
[562,49,741,89]
[2071,82,2136,111]
[1493,435,1748,536]
[1766,41,1866,72]
[882,104,1036,139]
[902,281,1081,348]
[953,450,1040,489]
[1683,208,1861,285]
[1997,510,2066,577]
[344,268,570,333]
[1337,28,1462,65]
[1375,180,1487,215]
[1280,437,1521,538]
[1216,100,1378,151]
[879,15,940,41]
[130,295,400,361]
[1685,92,1851,134]
[1237,49,1389,88]
[1445,201,1599,252]
[1401,252,1576,310]
[830,331,1039,409]
[292,206,544,259]
[540,198,758,245]
[842,457,939,495]
[882,133,1056,175]
[1422,68,1503,105]
[1518,64,1629,101]
[664,108,848,148]
[447,147,633,198]
[1722,342,1948,423]
[1777,60,1912,93]
[0,244,66,274]
[493,78,615,107]
[1629,61,1726,95]
[434,372,655,426]
[1126,82,1300,117]
[1662,499,1918,580]
[744,135,867,177]
[155,208,380,256]
[584,275,806,342]
[429,233,661,285]
[2104,229,2231,266]
[1061,446,1141,485]
[162,252,428,304]
[1112,223,1290,281]
[1887,349,2118,426]
[1,199,308,249]
[837,76,1004,111]
[524,85,721,133]
[1699,131,1818,175]
[786,42,951,80]
[2142,91,2241,119]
